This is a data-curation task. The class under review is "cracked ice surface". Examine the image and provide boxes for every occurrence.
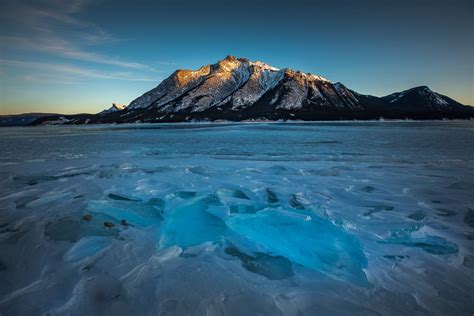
[0,121,473,315]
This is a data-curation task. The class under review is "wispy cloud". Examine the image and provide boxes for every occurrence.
[1,59,158,82]
[1,0,100,34]
[0,0,162,75]
[24,74,82,85]
[2,35,159,72]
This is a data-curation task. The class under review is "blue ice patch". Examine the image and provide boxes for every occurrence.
[160,194,228,248]
[226,209,368,286]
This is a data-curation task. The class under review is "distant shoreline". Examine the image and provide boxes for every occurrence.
[1,118,473,129]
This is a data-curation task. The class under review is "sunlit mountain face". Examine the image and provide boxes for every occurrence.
[0,0,473,315]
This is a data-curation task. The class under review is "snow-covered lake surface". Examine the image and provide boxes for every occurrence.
[0,121,473,315]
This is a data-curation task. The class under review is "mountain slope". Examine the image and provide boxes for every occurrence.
[29,56,473,125]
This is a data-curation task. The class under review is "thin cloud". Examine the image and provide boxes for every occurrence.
[24,74,82,85]
[1,1,163,73]
[1,59,158,82]
[2,35,159,72]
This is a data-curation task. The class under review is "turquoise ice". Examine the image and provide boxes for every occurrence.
[226,209,368,285]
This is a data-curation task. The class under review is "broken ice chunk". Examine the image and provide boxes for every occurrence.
[228,203,271,215]
[64,236,113,263]
[13,175,57,186]
[275,209,311,221]
[362,204,394,216]
[216,188,250,201]
[108,193,142,202]
[380,225,459,255]
[383,236,459,255]
[186,166,216,176]
[174,191,197,199]
[265,188,279,204]
[226,210,368,285]
[160,194,228,248]
[304,203,329,219]
[224,246,294,280]
[289,194,306,209]
[407,211,426,221]
[45,214,120,242]
[87,200,162,227]
[229,205,258,214]
[148,197,165,209]
[25,192,71,208]
[288,194,328,218]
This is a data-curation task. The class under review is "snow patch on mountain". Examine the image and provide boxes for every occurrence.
[231,64,284,108]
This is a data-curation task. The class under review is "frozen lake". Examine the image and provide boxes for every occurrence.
[0,121,473,315]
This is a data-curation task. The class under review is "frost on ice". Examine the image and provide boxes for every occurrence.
[0,122,473,315]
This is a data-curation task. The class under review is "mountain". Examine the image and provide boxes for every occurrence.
[382,86,466,111]
[98,103,127,115]
[30,56,473,125]
[0,113,60,127]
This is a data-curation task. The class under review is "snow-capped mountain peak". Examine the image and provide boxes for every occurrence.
[98,103,126,115]
[49,56,466,124]
[127,56,342,112]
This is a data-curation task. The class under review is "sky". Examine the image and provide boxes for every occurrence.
[0,0,473,115]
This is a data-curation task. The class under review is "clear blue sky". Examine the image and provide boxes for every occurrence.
[0,0,473,114]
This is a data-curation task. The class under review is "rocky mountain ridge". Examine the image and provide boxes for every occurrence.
[27,56,474,125]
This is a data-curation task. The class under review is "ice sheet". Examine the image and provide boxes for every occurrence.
[0,121,473,315]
